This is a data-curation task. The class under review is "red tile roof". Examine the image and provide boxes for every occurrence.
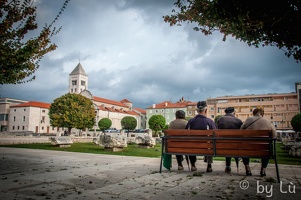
[120,99,132,103]
[93,96,128,107]
[134,107,146,114]
[10,101,50,109]
[147,101,188,109]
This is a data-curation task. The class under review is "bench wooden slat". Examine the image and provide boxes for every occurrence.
[216,149,270,157]
[167,148,214,155]
[215,142,270,150]
[165,129,213,136]
[215,129,270,137]
[168,141,213,149]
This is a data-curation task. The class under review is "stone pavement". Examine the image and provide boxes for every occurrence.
[0,147,300,200]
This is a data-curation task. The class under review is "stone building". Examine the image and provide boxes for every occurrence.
[0,63,146,134]
[9,101,59,134]
[146,84,300,130]
[0,98,27,132]
[206,92,299,130]
[146,97,192,128]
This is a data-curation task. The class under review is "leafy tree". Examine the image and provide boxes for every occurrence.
[185,117,192,121]
[49,93,96,134]
[291,113,301,132]
[98,118,112,132]
[214,115,222,124]
[164,0,301,62]
[0,0,70,84]
[148,115,166,137]
[121,116,137,135]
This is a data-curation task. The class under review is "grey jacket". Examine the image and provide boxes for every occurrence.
[169,119,188,130]
[240,113,277,138]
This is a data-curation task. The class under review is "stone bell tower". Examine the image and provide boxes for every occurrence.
[68,63,88,94]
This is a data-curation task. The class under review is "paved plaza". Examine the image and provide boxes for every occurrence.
[0,147,301,200]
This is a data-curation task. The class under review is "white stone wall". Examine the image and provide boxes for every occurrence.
[9,107,57,134]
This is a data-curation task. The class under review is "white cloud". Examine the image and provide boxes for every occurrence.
[1,0,300,109]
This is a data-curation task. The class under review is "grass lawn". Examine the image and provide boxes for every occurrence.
[0,142,300,165]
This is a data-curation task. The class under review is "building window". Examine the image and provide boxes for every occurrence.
[42,110,45,113]
[42,127,44,130]
[24,109,26,111]
[13,109,16,112]
[188,111,192,115]
[81,80,85,85]
[12,126,15,130]
[166,110,169,113]
[17,126,19,130]
[0,114,8,121]
[23,116,25,121]
[72,80,77,85]
[161,109,164,113]
[41,116,45,123]
[211,115,214,118]
[211,107,214,111]
[71,89,73,93]
[22,126,25,130]
[13,116,16,121]
[155,110,158,113]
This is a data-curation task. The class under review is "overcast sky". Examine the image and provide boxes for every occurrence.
[1,0,300,109]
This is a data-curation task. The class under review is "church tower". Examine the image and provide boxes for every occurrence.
[69,63,88,94]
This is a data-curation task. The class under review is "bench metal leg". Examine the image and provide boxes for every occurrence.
[274,141,280,183]
[159,138,165,173]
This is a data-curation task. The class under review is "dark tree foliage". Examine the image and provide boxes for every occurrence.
[0,0,70,84]
[148,115,166,136]
[214,115,222,124]
[49,93,95,134]
[121,116,137,132]
[164,0,301,62]
[98,118,112,132]
[291,113,301,132]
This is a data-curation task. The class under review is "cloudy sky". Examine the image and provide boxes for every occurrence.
[1,0,300,109]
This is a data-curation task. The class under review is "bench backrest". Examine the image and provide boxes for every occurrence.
[163,129,274,158]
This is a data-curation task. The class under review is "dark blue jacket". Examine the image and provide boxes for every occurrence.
[217,113,243,129]
[186,115,217,130]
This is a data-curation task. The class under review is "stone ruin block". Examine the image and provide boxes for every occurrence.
[50,137,73,148]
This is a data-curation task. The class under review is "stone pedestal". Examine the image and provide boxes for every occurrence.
[104,147,124,152]
[50,137,73,148]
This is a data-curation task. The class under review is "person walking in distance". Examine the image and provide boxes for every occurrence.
[240,108,277,176]
[186,101,217,172]
[216,107,243,173]
[168,110,188,170]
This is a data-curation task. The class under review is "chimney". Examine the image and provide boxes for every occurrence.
[165,102,168,107]
[152,104,156,108]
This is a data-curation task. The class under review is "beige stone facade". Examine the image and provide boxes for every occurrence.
[146,84,300,131]
[8,101,61,134]
[0,98,27,132]
[206,92,299,130]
